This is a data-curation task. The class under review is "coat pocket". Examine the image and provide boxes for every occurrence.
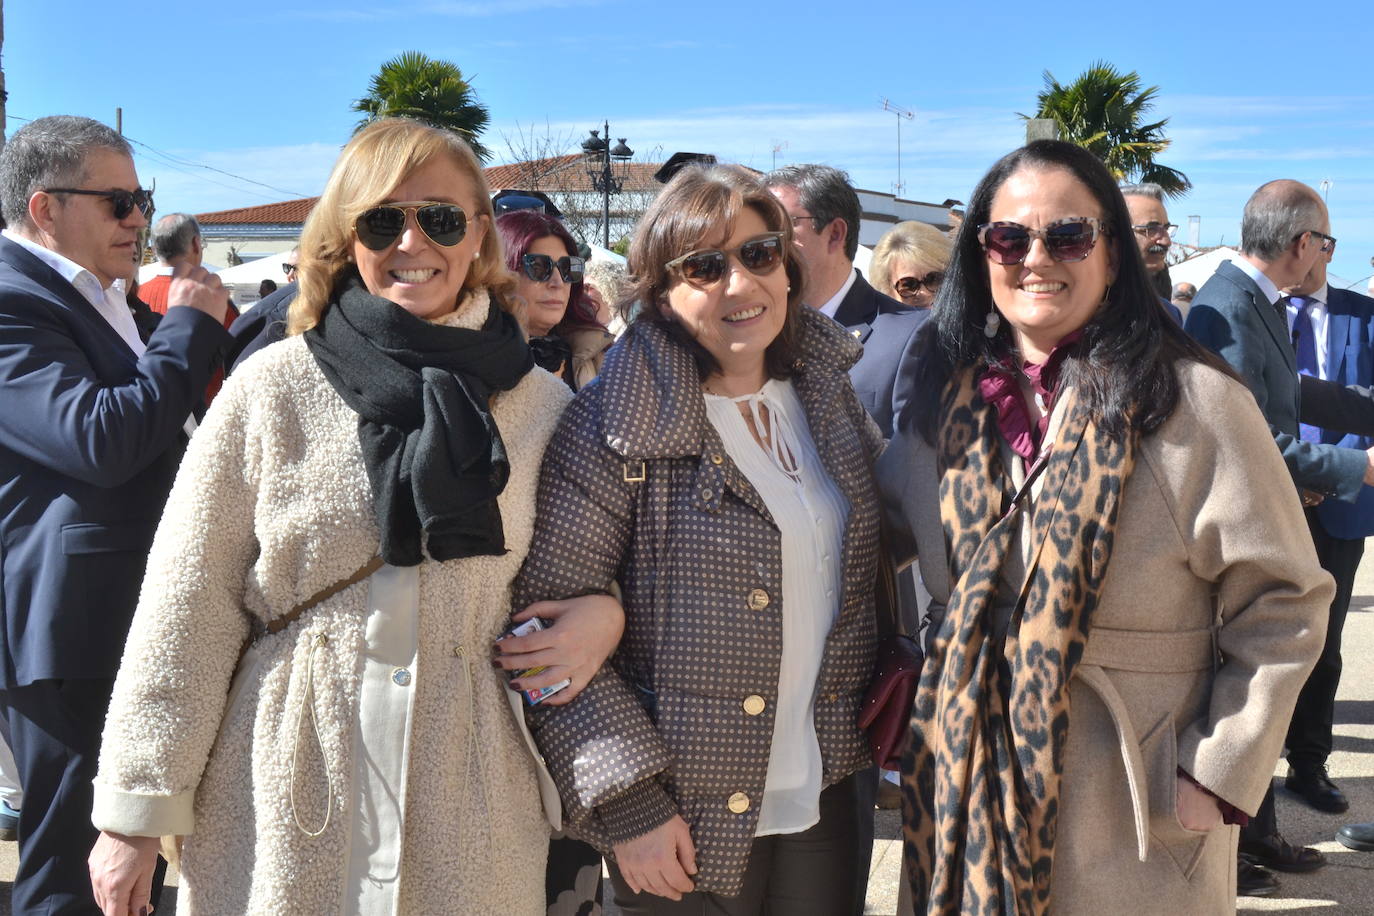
[1140,711,1211,879]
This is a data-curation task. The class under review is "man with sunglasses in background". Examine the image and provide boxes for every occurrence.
[0,115,230,914]
[1120,182,1184,324]
[1187,179,1374,897]
[765,164,923,438]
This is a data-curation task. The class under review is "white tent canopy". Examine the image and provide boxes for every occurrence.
[213,255,294,305]
[1170,247,1355,294]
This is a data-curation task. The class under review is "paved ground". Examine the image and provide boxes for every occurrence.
[1,555,1371,914]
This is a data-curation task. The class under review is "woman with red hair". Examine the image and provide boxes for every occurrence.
[498,209,613,391]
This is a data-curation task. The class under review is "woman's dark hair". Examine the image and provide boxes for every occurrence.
[496,209,603,335]
[626,164,805,382]
[904,139,1236,444]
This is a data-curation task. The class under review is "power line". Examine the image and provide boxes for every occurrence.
[123,136,308,199]
[8,114,309,200]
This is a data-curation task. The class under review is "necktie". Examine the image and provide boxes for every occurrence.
[1290,296,1321,443]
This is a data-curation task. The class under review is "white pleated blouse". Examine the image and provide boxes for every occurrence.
[702,378,849,836]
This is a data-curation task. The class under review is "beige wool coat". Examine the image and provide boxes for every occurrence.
[93,322,571,915]
[878,360,1331,914]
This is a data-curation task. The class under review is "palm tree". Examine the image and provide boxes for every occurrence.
[352,52,492,161]
[1022,61,1190,197]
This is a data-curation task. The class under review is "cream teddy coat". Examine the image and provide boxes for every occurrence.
[92,312,571,915]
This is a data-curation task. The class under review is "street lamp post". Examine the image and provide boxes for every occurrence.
[581,120,633,248]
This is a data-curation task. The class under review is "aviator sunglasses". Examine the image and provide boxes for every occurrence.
[521,253,584,284]
[977,217,1105,265]
[354,201,468,251]
[43,187,155,221]
[664,232,786,288]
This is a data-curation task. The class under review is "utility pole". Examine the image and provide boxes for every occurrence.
[1,0,7,149]
[880,98,913,197]
[116,107,122,135]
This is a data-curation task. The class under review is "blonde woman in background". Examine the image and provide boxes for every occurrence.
[869,220,952,310]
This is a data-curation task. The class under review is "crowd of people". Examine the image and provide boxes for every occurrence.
[0,111,1370,916]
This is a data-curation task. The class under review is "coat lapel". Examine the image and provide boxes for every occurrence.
[0,237,139,363]
[1217,261,1294,374]
[1325,290,1355,383]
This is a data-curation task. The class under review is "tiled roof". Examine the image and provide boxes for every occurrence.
[196,157,764,225]
[197,197,319,224]
[484,154,662,194]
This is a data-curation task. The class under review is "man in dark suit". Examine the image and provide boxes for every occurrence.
[0,116,230,913]
[1277,247,1374,815]
[765,164,924,437]
[1186,179,1373,896]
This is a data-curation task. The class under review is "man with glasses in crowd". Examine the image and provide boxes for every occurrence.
[1273,233,1374,850]
[1120,182,1184,324]
[1187,179,1374,897]
[0,115,230,912]
[765,164,923,437]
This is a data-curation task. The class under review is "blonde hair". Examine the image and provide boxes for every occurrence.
[869,220,953,299]
[288,117,514,335]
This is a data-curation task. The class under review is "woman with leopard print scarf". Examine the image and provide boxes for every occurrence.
[878,140,1330,914]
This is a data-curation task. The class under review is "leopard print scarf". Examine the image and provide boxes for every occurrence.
[902,367,1136,915]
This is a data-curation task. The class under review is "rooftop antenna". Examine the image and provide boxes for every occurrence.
[771,140,788,171]
[880,98,914,197]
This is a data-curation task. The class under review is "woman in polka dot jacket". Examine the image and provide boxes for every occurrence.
[511,165,883,915]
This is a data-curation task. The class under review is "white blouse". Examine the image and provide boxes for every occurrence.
[703,378,849,836]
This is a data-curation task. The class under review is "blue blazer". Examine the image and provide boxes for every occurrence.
[830,270,926,437]
[1314,287,1374,539]
[1185,259,1367,502]
[0,236,229,687]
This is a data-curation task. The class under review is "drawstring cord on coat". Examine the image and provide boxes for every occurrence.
[290,632,334,837]
[454,644,497,859]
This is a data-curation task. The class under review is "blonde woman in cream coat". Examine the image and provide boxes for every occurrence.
[87,119,621,916]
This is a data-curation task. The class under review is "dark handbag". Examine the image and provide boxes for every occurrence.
[857,530,920,771]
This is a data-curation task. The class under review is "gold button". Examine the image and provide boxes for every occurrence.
[727,792,750,814]
[710,453,724,465]
[742,695,766,716]
[701,488,714,500]
[747,588,770,611]
[826,692,839,703]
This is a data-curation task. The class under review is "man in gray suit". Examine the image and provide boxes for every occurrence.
[1186,179,1374,895]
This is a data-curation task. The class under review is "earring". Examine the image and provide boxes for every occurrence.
[983,308,1001,338]
[473,249,480,260]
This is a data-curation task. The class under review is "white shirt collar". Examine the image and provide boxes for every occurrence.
[1300,283,1329,310]
[817,267,859,320]
[2,228,145,356]
[1230,257,1282,306]
[3,228,108,290]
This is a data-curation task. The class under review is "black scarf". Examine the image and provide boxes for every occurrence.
[305,277,534,566]
[528,334,572,376]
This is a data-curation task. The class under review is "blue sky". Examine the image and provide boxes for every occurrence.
[9,1,1374,287]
